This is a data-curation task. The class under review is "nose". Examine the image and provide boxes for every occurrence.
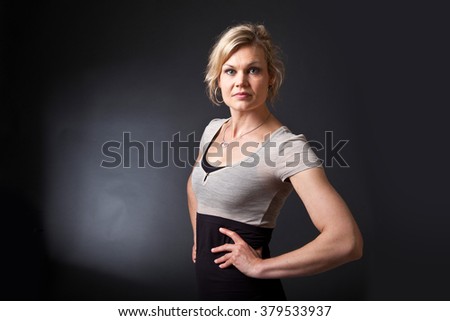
[235,71,248,87]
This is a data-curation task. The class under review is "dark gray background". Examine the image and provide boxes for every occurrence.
[1,1,449,300]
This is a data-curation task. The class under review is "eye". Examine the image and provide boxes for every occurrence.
[224,69,236,75]
[248,67,261,74]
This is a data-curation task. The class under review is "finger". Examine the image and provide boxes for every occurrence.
[218,227,244,243]
[211,243,234,253]
[218,259,233,269]
[214,253,231,265]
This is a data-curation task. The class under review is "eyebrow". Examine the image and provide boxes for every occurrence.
[223,61,261,68]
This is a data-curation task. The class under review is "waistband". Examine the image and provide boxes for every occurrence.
[196,213,273,252]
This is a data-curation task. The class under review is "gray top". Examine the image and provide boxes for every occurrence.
[191,118,322,228]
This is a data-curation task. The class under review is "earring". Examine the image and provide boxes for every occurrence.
[214,87,224,104]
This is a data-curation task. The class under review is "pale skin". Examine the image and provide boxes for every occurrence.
[187,44,363,277]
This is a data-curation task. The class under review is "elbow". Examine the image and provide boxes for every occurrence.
[345,230,363,262]
[334,228,363,263]
[349,242,363,262]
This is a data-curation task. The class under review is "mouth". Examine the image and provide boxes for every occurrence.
[233,92,251,99]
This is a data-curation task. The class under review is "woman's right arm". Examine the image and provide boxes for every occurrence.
[187,173,198,263]
[188,121,211,263]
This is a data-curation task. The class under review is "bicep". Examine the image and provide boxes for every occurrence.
[289,167,356,233]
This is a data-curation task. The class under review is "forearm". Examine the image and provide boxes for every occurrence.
[255,226,363,279]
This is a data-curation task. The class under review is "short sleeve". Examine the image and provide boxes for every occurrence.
[198,126,208,156]
[274,133,323,182]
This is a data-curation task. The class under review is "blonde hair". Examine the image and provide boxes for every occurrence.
[205,23,285,106]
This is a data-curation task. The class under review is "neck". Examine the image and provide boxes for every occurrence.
[227,106,271,139]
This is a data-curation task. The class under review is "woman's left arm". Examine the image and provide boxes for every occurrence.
[212,167,363,278]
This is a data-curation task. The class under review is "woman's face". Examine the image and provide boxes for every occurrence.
[219,45,271,113]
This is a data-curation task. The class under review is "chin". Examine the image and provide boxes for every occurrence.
[226,100,264,112]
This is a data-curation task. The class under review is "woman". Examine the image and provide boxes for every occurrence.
[187,23,363,300]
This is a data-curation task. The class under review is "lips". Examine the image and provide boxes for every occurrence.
[233,92,251,98]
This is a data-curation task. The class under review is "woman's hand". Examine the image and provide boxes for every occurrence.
[211,227,263,278]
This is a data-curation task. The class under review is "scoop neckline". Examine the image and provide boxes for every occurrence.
[205,118,288,169]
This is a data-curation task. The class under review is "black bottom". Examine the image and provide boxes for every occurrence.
[195,213,286,301]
